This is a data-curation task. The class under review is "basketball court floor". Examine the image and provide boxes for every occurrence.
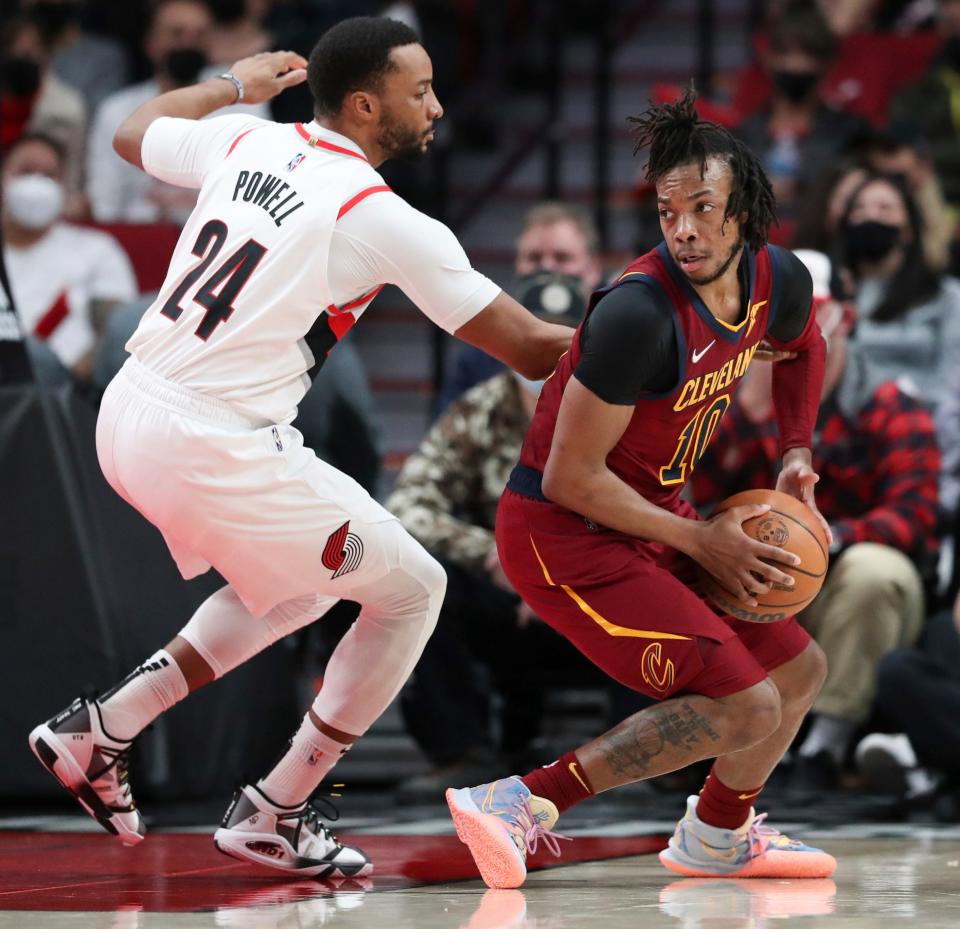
[4,803,959,929]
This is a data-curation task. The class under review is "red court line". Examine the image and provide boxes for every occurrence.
[0,832,666,912]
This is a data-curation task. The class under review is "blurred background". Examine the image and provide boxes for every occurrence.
[4,0,960,828]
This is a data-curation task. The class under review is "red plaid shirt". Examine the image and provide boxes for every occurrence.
[690,355,943,578]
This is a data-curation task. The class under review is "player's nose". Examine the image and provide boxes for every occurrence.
[674,213,697,240]
[429,91,443,120]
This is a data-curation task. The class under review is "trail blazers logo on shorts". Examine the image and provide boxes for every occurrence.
[322,521,364,579]
[641,641,676,695]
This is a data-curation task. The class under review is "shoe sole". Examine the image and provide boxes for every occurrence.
[27,723,144,846]
[659,847,837,879]
[445,787,527,889]
[212,829,373,878]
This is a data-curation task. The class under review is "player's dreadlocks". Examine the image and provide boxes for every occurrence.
[628,86,776,251]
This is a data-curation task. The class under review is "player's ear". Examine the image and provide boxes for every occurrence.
[346,90,378,124]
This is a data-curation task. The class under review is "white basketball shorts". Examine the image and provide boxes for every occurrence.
[96,358,399,617]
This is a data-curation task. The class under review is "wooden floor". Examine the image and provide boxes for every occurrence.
[2,828,959,928]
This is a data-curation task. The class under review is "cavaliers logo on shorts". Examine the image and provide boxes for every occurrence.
[641,641,676,695]
[322,521,364,579]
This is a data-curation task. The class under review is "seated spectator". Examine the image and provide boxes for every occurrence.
[1,12,87,213]
[86,0,267,223]
[388,276,627,794]
[837,173,960,412]
[2,133,137,382]
[890,0,960,213]
[25,0,130,114]
[438,201,602,411]
[791,158,867,254]
[691,249,941,789]
[856,587,960,819]
[206,0,273,65]
[734,2,868,225]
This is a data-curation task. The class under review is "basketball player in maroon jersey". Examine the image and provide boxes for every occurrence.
[446,90,837,888]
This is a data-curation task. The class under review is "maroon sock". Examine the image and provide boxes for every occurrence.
[695,766,764,830]
[521,750,596,814]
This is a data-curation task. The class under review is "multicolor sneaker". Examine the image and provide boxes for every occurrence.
[213,784,372,878]
[28,696,144,845]
[446,776,569,889]
[659,795,836,879]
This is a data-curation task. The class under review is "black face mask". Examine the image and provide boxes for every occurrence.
[1,57,42,98]
[772,69,819,103]
[843,220,902,263]
[942,35,960,72]
[163,47,208,87]
[208,0,247,24]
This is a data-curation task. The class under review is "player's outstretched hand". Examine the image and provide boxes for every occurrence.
[693,504,801,608]
[227,51,308,104]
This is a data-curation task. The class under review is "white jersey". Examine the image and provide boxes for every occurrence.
[127,115,499,424]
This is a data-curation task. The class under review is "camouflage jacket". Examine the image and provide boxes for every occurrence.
[386,372,529,572]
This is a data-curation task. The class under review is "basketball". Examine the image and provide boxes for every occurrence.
[696,489,829,623]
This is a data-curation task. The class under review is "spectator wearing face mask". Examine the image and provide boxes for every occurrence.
[2,133,137,382]
[836,173,960,414]
[691,249,941,790]
[1,13,87,213]
[86,0,267,223]
[733,2,868,226]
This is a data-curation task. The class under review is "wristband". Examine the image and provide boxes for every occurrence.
[216,72,244,102]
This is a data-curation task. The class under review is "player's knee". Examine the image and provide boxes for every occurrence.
[722,678,782,750]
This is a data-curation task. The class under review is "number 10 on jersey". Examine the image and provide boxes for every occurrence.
[659,394,731,486]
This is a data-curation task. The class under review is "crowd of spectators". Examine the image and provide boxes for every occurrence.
[4,0,960,817]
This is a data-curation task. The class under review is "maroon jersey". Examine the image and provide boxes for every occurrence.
[519,242,797,511]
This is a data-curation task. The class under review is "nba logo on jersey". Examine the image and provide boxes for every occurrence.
[286,152,306,172]
[271,426,283,451]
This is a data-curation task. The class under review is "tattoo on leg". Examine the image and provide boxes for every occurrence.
[601,700,721,780]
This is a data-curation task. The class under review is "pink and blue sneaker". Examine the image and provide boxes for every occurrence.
[446,776,569,888]
[659,795,837,878]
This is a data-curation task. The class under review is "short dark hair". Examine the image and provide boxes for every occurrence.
[2,131,66,169]
[521,202,600,257]
[768,1,839,63]
[628,86,777,250]
[307,16,420,118]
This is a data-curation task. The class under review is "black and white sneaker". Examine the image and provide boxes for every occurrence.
[214,784,372,878]
[28,696,145,845]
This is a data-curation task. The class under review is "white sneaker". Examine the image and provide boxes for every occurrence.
[27,696,145,845]
[855,732,937,797]
[214,784,372,878]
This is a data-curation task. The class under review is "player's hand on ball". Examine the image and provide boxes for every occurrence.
[693,504,800,607]
[226,51,308,104]
[775,460,833,546]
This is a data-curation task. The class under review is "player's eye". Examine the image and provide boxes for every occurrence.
[697,203,714,212]
[659,209,671,219]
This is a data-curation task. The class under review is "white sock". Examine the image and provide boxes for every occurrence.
[798,714,855,765]
[97,649,189,741]
[257,716,352,808]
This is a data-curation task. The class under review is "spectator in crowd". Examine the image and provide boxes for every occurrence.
[86,0,267,222]
[791,158,867,255]
[389,274,616,794]
[438,201,602,411]
[92,292,384,495]
[890,0,960,212]
[2,133,137,382]
[1,13,87,213]
[691,250,940,789]
[836,173,960,412]
[24,0,130,114]
[856,585,960,820]
[734,2,868,226]
[206,0,274,66]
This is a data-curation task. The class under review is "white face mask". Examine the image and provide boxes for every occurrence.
[4,174,65,230]
[513,371,546,395]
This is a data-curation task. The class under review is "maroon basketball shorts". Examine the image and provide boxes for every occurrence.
[496,489,810,701]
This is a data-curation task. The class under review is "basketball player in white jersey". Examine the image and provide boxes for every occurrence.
[27,17,572,877]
